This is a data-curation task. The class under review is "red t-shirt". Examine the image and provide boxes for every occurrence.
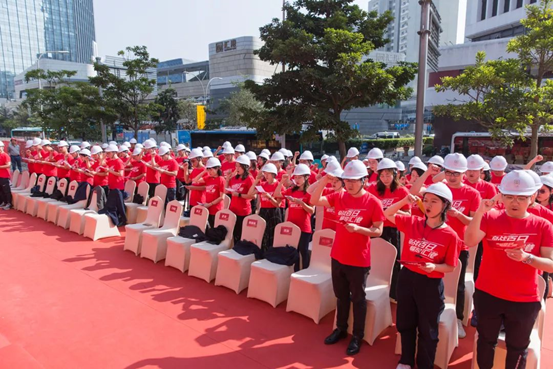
[366,171,378,186]
[32,150,43,174]
[259,180,280,209]
[322,187,342,231]
[55,154,70,178]
[491,172,505,186]
[121,156,132,176]
[79,160,93,185]
[91,161,108,187]
[477,211,553,302]
[26,151,35,173]
[107,158,125,190]
[447,185,481,250]
[464,178,498,200]
[221,161,236,177]
[176,157,185,180]
[159,158,178,189]
[308,171,317,185]
[277,169,286,181]
[41,150,57,177]
[528,203,553,224]
[395,215,460,278]
[130,160,146,184]
[189,168,206,207]
[228,175,254,216]
[368,185,410,228]
[424,175,436,186]
[69,157,82,183]
[283,188,312,233]
[204,176,226,215]
[0,152,10,178]
[143,153,160,184]
[326,191,385,267]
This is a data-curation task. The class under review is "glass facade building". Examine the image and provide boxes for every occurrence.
[0,0,95,99]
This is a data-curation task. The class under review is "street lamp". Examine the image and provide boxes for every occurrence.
[202,77,223,105]
[36,50,70,90]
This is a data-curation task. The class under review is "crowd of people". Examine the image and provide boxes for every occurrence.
[1,136,553,369]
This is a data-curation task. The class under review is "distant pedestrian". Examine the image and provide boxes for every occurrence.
[8,138,21,172]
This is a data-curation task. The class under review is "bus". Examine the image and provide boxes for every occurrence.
[451,132,553,163]
[10,127,44,140]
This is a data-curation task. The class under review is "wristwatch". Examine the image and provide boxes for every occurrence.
[522,254,534,265]
[238,193,242,198]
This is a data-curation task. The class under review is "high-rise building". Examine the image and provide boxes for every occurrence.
[0,0,96,100]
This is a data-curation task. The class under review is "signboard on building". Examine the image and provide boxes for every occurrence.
[216,39,237,53]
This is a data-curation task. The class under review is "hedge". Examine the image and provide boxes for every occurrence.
[322,137,434,153]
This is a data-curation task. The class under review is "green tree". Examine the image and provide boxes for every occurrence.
[177,99,198,130]
[218,83,265,127]
[435,0,553,158]
[152,88,180,134]
[90,46,159,139]
[242,0,417,158]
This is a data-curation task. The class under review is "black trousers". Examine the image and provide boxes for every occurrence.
[259,207,283,252]
[295,231,312,271]
[542,273,550,300]
[208,214,215,229]
[332,258,370,339]
[233,214,246,245]
[397,268,445,369]
[147,182,159,198]
[457,250,469,321]
[0,178,12,205]
[166,187,176,206]
[474,241,484,282]
[474,289,540,369]
[381,226,401,299]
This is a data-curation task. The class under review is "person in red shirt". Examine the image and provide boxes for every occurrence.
[311,160,384,355]
[411,153,481,338]
[194,157,226,227]
[40,140,58,179]
[537,174,553,210]
[153,146,178,204]
[31,139,43,176]
[367,158,410,300]
[142,140,160,198]
[466,171,553,369]
[221,146,236,178]
[247,163,283,251]
[489,155,508,186]
[0,141,13,210]
[104,144,125,191]
[119,145,132,178]
[129,148,146,185]
[175,144,189,202]
[384,183,460,369]
[90,146,109,193]
[67,145,82,184]
[309,158,344,231]
[275,164,314,270]
[296,150,318,184]
[54,141,71,182]
[226,154,255,244]
[269,152,287,181]
[22,140,34,174]
[78,149,94,185]
[183,148,207,216]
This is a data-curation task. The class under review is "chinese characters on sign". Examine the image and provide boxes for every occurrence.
[216,39,237,53]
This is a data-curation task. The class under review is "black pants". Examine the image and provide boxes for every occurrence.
[474,289,540,369]
[542,273,549,300]
[176,179,186,202]
[147,182,159,198]
[166,187,176,206]
[474,241,484,282]
[259,207,283,252]
[396,268,445,369]
[381,226,401,299]
[295,231,312,271]
[0,178,12,205]
[332,258,370,339]
[233,214,246,244]
[208,214,215,229]
[457,250,469,321]
[10,155,22,172]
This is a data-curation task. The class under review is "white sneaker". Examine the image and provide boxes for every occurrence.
[458,319,466,339]
[2,204,12,210]
[0,202,5,207]
[396,364,412,369]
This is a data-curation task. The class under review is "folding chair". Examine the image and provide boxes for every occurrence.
[124,196,164,255]
[125,181,149,224]
[140,201,183,263]
[37,178,68,219]
[136,184,167,224]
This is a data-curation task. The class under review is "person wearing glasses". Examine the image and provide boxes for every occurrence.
[411,153,481,339]
[465,170,553,369]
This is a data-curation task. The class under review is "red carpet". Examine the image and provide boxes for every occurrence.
[0,210,552,369]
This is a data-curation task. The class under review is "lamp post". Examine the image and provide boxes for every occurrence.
[202,77,223,105]
[414,0,431,157]
[36,50,70,90]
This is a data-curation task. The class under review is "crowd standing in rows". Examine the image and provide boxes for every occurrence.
[1,136,553,369]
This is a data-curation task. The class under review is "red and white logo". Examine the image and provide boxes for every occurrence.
[151,200,158,206]
[170,205,177,213]
[70,185,76,190]
[194,207,203,215]
[319,237,334,247]
[337,209,364,224]
[451,200,466,214]
[380,198,395,209]
[247,219,258,227]
[280,226,292,235]
[219,213,229,221]
[490,234,533,250]
[408,239,443,260]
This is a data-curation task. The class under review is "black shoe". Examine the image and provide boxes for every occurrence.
[470,311,478,327]
[324,329,347,345]
[346,336,362,355]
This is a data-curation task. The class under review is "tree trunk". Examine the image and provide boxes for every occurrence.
[530,124,539,159]
[338,141,347,162]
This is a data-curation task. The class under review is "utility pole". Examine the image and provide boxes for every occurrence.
[282,0,286,73]
[96,57,107,143]
[415,0,431,157]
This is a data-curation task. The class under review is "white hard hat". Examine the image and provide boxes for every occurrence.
[236,154,251,166]
[118,145,129,153]
[395,161,406,171]
[159,146,171,156]
[246,151,257,161]
[132,148,143,156]
[467,154,486,171]
[483,162,490,171]
[428,155,444,166]
[184,146,191,152]
[222,146,235,154]
[347,147,360,158]
[223,141,232,149]
[0,141,4,147]
[235,144,245,153]
[25,140,33,149]
[206,157,222,168]
[498,170,539,196]
[285,150,294,157]
[143,140,157,149]
[176,144,186,152]
[325,160,344,178]
[135,143,143,149]
[189,148,203,159]
[258,152,270,160]
[80,141,90,149]
[367,148,384,160]
[443,153,468,173]
[41,139,51,146]
[409,156,423,166]
[490,155,508,171]
[149,138,157,144]
[203,146,210,151]
[101,143,109,149]
[203,149,214,158]
[278,148,288,155]
[261,163,278,175]
[293,163,311,176]
[412,162,428,172]
[90,146,103,156]
[321,154,329,161]
[109,141,117,146]
[261,149,271,156]
[79,149,91,157]
[299,151,314,161]
[270,152,285,161]
[129,138,137,144]
[105,144,119,153]
[540,161,553,174]
[58,140,69,148]
[32,137,42,146]
[160,141,169,147]
[377,158,397,171]
[69,145,80,154]
[425,182,453,203]
[524,170,542,192]
[122,141,131,148]
[541,174,553,188]
[341,160,368,180]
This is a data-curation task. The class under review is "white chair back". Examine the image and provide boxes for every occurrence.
[366,238,397,286]
[124,180,137,200]
[87,191,99,212]
[17,171,30,190]
[162,200,183,230]
[190,205,209,230]
[223,194,231,209]
[466,245,478,274]
[56,179,68,195]
[36,174,47,192]
[443,261,461,305]
[314,206,324,232]
[26,173,38,191]
[11,170,20,186]
[137,182,150,204]
[310,229,335,271]
[67,181,79,198]
[144,196,164,226]
[154,184,168,204]
[273,222,301,248]
[241,214,266,246]
[43,177,57,195]
[214,209,237,243]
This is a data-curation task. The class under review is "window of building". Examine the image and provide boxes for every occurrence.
[504,0,510,12]
[516,0,523,8]
[480,0,487,20]
[492,0,499,16]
